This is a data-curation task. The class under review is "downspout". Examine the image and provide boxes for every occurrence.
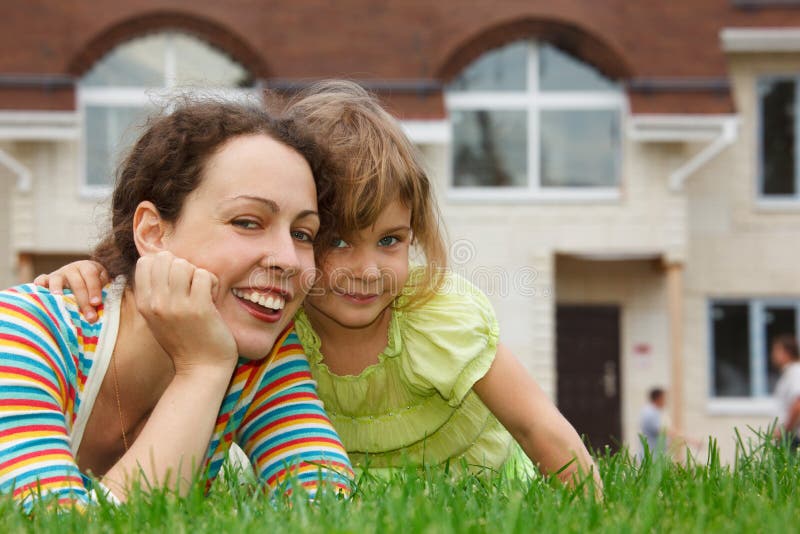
[0,148,32,192]
[668,118,738,191]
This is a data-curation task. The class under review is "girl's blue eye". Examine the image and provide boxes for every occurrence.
[331,238,349,248]
[378,236,399,247]
[292,230,313,242]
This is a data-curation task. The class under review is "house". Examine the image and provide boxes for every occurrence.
[1,0,799,461]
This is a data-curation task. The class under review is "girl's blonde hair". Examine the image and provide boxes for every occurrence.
[284,80,447,308]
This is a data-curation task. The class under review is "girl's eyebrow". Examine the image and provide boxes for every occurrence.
[378,225,412,234]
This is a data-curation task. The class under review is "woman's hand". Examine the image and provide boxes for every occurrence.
[33,260,109,322]
[134,251,238,376]
[101,252,239,500]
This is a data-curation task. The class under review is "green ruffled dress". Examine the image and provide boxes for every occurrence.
[294,271,534,476]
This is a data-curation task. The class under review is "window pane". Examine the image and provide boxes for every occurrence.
[85,106,152,186]
[448,41,527,92]
[765,306,797,393]
[174,33,252,87]
[451,109,527,187]
[539,44,617,92]
[82,34,166,87]
[540,110,619,187]
[760,78,796,196]
[712,303,751,397]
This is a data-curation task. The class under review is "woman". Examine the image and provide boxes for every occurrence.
[0,101,352,512]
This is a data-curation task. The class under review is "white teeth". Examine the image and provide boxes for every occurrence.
[232,288,285,311]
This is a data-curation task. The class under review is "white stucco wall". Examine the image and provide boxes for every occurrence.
[0,143,14,288]
[10,140,109,257]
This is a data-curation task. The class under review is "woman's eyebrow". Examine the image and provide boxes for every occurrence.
[222,196,319,220]
[296,209,320,221]
[223,195,280,213]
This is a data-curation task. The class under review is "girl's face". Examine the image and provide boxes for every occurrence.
[159,134,319,359]
[304,200,411,330]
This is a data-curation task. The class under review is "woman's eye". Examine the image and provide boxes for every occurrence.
[292,230,314,242]
[331,238,349,248]
[378,236,399,247]
[232,219,259,230]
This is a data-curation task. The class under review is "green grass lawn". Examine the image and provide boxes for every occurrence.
[3,432,798,533]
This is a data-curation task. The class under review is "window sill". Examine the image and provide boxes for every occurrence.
[706,398,778,416]
[754,198,800,213]
[79,185,113,200]
[446,187,622,205]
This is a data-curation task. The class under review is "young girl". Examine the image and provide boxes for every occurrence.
[36,81,598,488]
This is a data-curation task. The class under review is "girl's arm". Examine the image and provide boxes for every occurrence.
[33,260,108,323]
[472,343,602,492]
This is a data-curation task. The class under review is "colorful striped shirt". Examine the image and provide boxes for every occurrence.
[0,283,353,512]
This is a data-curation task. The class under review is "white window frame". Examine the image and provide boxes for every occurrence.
[78,32,260,198]
[756,74,800,207]
[445,40,626,203]
[708,298,800,414]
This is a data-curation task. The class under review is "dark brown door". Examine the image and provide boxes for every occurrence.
[556,305,622,453]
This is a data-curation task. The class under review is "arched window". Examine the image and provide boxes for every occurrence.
[79,32,256,191]
[446,40,624,198]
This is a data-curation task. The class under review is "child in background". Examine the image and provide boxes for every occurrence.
[36,81,599,489]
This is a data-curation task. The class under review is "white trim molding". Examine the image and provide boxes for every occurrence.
[400,120,450,145]
[706,398,778,417]
[628,115,739,191]
[0,148,32,191]
[721,27,800,53]
[0,111,79,141]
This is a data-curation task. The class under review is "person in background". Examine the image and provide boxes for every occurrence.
[771,335,800,448]
[638,387,701,459]
[639,388,668,458]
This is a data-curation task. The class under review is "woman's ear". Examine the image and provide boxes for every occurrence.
[132,201,172,255]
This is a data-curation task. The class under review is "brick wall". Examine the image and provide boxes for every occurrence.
[3,1,800,113]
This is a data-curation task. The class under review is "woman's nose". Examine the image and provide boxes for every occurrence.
[260,231,301,276]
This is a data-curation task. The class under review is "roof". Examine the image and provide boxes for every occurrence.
[2,1,800,116]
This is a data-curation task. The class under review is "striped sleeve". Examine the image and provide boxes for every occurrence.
[0,288,91,512]
[236,330,353,498]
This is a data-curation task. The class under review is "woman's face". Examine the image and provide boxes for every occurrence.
[160,134,319,359]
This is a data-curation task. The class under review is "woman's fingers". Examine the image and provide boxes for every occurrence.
[134,253,237,374]
[168,257,195,300]
[190,268,213,303]
[134,255,155,314]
